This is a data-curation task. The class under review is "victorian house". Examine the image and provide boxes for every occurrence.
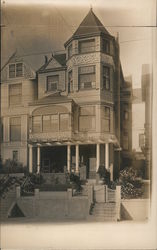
[0,9,132,180]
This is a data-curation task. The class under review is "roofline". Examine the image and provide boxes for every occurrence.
[37,66,67,74]
[29,98,74,107]
[64,32,114,48]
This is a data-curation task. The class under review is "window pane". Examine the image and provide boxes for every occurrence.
[9,84,22,106]
[103,66,110,90]
[79,40,95,53]
[10,117,21,141]
[101,119,110,132]
[47,75,59,91]
[79,116,95,131]
[103,39,110,53]
[60,114,69,131]
[32,116,41,133]
[9,64,15,78]
[51,114,58,132]
[43,115,51,132]
[16,63,23,77]
[68,71,73,92]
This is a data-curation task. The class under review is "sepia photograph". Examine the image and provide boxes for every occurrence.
[0,0,156,249]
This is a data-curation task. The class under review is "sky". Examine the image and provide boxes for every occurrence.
[1,0,156,88]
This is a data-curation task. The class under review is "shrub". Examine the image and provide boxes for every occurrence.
[0,159,28,174]
[69,173,82,192]
[110,166,144,199]
[98,165,110,185]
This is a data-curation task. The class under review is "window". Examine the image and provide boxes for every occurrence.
[10,117,21,141]
[79,106,96,131]
[47,75,59,91]
[101,106,110,132]
[43,115,51,132]
[9,84,22,106]
[103,66,110,90]
[79,66,96,90]
[79,39,95,53]
[9,63,23,78]
[32,116,42,133]
[68,70,73,92]
[13,151,18,161]
[60,114,69,131]
[102,39,110,54]
[51,114,59,132]
[68,44,72,59]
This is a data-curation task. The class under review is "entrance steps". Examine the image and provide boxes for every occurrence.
[88,202,117,222]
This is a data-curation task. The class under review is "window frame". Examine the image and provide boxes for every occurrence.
[68,70,73,93]
[10,117,21,142]
[9,83,22,106]
[78,65,96,90]
[9,63,23,78]
[103,66,110,91]
[102,38,110,54]
[79,106,96,132]
[79,39,95,54]
[101,106,110,132]
[47,75,59,92]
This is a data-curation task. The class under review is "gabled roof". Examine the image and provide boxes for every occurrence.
[38,53,66,73]
[74,8,109,37]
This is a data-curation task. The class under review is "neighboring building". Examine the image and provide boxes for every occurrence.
[132,88,145,152]
[142,64,152,179]
[0,9,132,180]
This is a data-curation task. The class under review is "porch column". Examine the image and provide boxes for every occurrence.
[105,143,109,170]
[75,144,79,173]
[37,145,41,174]
[96,143,100,172]
[67,145,71,172]
[28,145,33,173]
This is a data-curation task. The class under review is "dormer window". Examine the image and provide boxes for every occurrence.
[47,75,59,92]
[79,39,95,53]
[9,63,23,78]
[102,39,110,54]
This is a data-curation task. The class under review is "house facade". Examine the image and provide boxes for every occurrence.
[0,9,132,180]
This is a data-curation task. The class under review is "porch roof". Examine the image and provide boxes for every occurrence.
[28,134,120,148]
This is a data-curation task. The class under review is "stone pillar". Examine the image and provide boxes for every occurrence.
[105,143,109,170]
[67,145,71,172]
[75,144,79,173]
[116,185,121,221]
[96,143,100,172]
[28,145,33,173]
[110,163,113,181]
[37,145,41,174]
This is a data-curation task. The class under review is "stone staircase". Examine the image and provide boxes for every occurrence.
[0,186,16,220]
[88,202,117,222]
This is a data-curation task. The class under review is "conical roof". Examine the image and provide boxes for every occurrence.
[75,8,109,35]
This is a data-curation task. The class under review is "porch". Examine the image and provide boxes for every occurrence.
[28,141,115,180]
